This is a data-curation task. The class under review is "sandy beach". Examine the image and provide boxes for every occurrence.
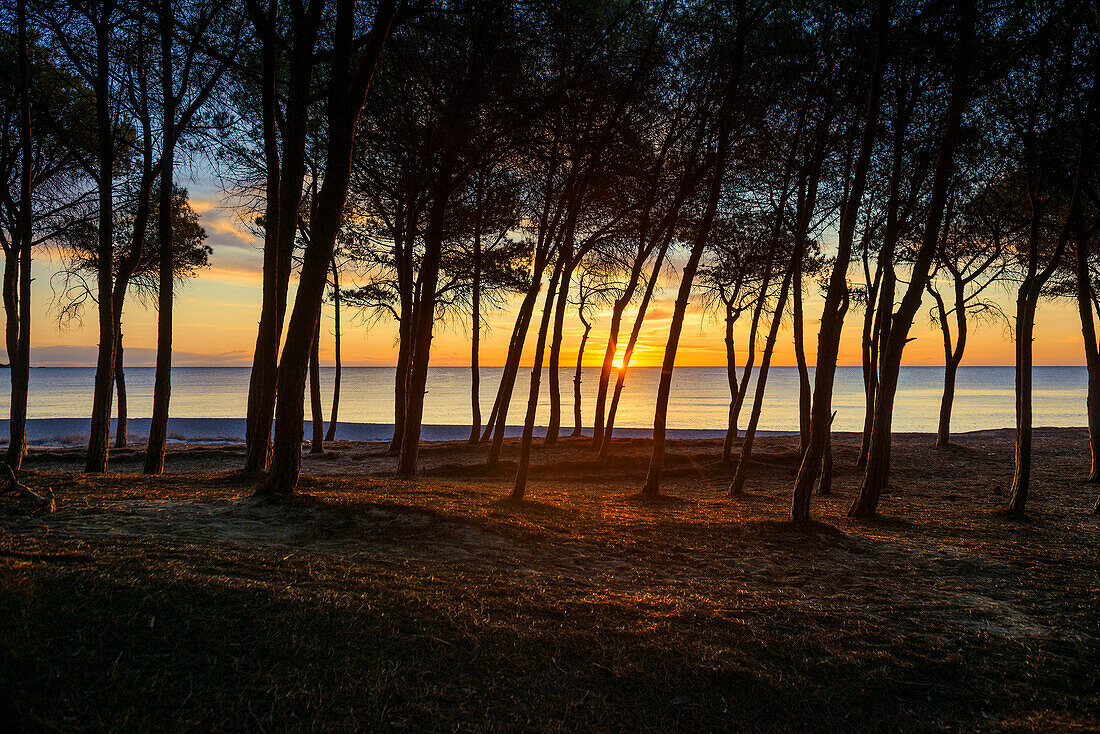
[1,429,1097,731]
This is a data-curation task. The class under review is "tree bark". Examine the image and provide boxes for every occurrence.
[7,0,32,470]
[325,259,341,442]
[309,312,323,454]
[721,306,738,463]
[114,332,127,448]
[729,260,796,495]
[850,0,974,517]
[511,261,565,500]
[545,256,573,444]
[469,229,482,444]
[86,0,118,474]
[791,0,889,519]
[244,3,319,474]
[571,311,591,437]
[257,0,395,496]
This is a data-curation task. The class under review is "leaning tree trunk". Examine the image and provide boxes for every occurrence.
[325,259,341,442]
[849,1,973,517]
[243,6,315,473]
[545,256,573,444]
[571,312,591,437]
[309,314,324,454]
[398,180,452,477]
[511,262,564,501]
[791,0,889,520]
[729,262,796,496]
[1075,237,1100,482]
[601,232,675,458]
[484,264,544,457]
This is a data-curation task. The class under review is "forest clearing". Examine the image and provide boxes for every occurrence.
[2,430,1097,732]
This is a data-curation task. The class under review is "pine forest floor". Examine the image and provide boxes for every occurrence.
[0,428,1098,732]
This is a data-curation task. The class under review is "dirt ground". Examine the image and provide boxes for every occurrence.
[0,428,1097,732]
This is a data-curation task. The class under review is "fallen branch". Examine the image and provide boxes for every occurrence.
[0,462,55,512]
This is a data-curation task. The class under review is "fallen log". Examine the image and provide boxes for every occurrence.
[0,462,54,512]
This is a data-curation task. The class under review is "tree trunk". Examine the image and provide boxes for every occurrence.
[469,231,482,444]
[7,0,32,470]
[1007,294,1036,514]
[244,4,318,474]
[86,0,117,474]
[145,0,177,474]
[511,262,564,501]
[114,332,127,448]
[397,180,452,477]
[571,314,591,438]
[309,313,323,454]
[257,0,395,496]
[849,0,974,518]
[721,307,738,463]
[325,259,341,442]
[545,257,572,444]
[793,258,811,452]
[817,427,833,496]
[729,261,796,496]
[601,232,674,458]
[791,0,889,519]
[857,257,883,468]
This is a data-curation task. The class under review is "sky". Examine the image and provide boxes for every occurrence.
[7,185,1091,370]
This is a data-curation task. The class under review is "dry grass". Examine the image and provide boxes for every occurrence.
[1,428,1097,732]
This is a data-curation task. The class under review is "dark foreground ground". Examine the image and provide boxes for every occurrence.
[0,428,1097,732]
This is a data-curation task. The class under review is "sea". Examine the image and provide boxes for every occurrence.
[0,365,1087,446]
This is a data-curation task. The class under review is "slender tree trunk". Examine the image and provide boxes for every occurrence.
[390,306,411,451]
[817,422,834,495]
[1007,294,1037,514]
[730,262,796,495]
[398,181,452,477]
[7,0,32,470]
[114,331,127,448]
[144,0,176,474]
[325,259,341,442]
[488,246,556,464]
[244,8,318,474]
[309,313,323,454]
[930,279,966,448]
[850,0,973,517]
[793,262,811,452]
[601,233,674,458]
[722,307,738,463]
[1075,235,1100,483]
[86,0,118,474]
[641,75,739,497]
[545,257,573,444]
[857,258,883,468]
[469,232,482,444]
[791,0,889,519]
[258,0,395,496]
[511,262,565,500]
[571,313,591,438]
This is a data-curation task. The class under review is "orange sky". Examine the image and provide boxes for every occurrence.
[12,195,1089,369]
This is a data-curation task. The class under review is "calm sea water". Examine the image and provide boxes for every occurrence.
[0,365,1087,434]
